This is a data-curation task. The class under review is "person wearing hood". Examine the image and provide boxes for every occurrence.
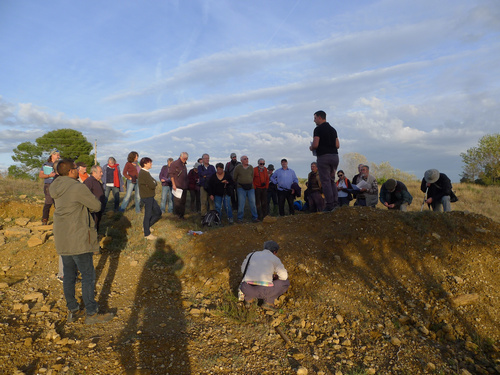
[421,169,453,212]
[49,159,114,325]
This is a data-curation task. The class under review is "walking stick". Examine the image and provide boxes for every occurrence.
[421,187,428,211]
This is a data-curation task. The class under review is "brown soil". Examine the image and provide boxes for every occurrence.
[1,200,499,375]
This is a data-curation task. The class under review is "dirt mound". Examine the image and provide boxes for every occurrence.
[1,201,499,374]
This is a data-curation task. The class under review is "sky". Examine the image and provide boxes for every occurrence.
[1,0,499,182]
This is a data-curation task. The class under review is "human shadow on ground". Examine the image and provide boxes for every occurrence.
[117,238,190,374]
[95,213,131,312]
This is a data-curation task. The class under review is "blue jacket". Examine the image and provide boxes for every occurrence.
[270,168,298,191]
[198,164,216,189]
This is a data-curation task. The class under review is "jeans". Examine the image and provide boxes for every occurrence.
[142,197,162,236]
[105,186,120,211]
[160,185,173,213]
[214,195,233,220]
[61,253,98,315]
[237,188,258,221]
[317,153,339,210]
[433,195,451,212]
[120,180,141,212]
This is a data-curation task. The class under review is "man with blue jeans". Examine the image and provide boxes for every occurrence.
[50,159,114,324]
[233,155,259,223]
[421,169,453,212]
[159,158,174,213]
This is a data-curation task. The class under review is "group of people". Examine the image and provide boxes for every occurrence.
[36,108,459,323]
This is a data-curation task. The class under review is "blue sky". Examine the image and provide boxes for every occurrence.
[1,0,499,182]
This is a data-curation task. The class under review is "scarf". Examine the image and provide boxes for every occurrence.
[108,163,120,188]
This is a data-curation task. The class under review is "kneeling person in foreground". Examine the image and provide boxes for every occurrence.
[50,159,114,325]
[240,240,290,311]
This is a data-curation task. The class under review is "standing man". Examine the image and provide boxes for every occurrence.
[421,169,453,212]
[270,159,299,216]
[240,240,290,311]
[83,165,106,232]
[225,153,241,210]
[233,155,259,223]
[76,162,89,182]
[159,157,174,214]
[253,158,269,221]
[49,159,114,324]
[309,110,340,211]
[39,149,60,225]
[170,152,189,220]
[138,157,162,240]
[198,153,216,217]
[266,164,278,216]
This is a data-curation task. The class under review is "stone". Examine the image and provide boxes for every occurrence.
[4,227,31,238]
[27,236,43,247]
[292,353,305,360]
[426,362,436,371]
[336,314,344,324]
[391,337,401,346]
[452,294,479,307]
[366,369,376,375]
[0,235,5,245]
[24,292,44,302]
[460,369,472,375]
[88,343,97,348]
[24,337,33,346]
[465,341,479,352]
[306,335,317,342]
[15,218,30,226]
[130,260,138,267]
[190,308,201,315]
[342,339,351,346]
[453,276,464,284]
[419,326,429,335]
[0,282,9,289]
[296,367,308,375]
[431,233,441,240]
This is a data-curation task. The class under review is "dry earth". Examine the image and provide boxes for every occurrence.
[1,196,500,375]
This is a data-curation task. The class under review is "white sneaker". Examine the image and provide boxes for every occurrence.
[145,234,157,240]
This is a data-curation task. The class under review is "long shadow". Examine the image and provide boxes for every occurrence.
[117,238,190,374]
[95,214,131,312]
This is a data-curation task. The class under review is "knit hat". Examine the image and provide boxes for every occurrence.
[230,153,237,158]
[424,169,440,184]
[383,179,397,192]
[263,240,279,253]
[267,164,275,171]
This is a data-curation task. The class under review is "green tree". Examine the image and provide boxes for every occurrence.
[9,129,95,178]
[461,134,500,184]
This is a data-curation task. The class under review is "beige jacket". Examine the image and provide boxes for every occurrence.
[49,176,101,256]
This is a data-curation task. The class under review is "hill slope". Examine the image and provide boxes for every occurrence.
[1,201,499,375]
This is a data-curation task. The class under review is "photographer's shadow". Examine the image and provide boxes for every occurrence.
[117,238,190,374]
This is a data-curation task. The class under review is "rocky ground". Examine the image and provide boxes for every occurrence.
[1,197,500,375]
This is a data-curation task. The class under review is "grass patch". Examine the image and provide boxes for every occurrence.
[216,292,259,323]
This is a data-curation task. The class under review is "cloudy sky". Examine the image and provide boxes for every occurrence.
[1,0,499,182]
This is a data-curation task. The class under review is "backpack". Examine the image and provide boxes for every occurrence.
[202,210,221,227]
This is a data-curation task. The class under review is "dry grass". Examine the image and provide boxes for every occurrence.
[404,181,500,222]
[0,175,45,199]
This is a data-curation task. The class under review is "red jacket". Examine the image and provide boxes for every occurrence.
[253,167,269,189]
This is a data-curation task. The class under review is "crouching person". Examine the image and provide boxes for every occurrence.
[379,179,413,211]
[240,240,290,311]
[50,159,114,325]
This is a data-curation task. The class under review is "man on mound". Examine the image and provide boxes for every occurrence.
[240,240,290,312]
[50,159,114,324]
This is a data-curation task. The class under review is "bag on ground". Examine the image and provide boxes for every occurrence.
[202,210,221,227]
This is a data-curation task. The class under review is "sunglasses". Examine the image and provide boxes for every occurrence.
[338,174,344,177]
[259,163,265,165]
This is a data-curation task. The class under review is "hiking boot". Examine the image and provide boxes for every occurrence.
[236,220,243,224]
[67,309,85,323]
[85,312,114,325]
[261,303,278,312]
[228,218,234,225]
[42,218,48,225]
[252,218,260,223]
[144,234,157,240]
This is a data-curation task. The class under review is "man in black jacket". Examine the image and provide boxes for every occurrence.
[421,169,452,212]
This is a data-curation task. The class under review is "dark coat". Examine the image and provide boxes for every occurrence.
[420,173,452,209]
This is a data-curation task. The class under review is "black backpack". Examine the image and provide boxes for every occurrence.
[202,210,221,227]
